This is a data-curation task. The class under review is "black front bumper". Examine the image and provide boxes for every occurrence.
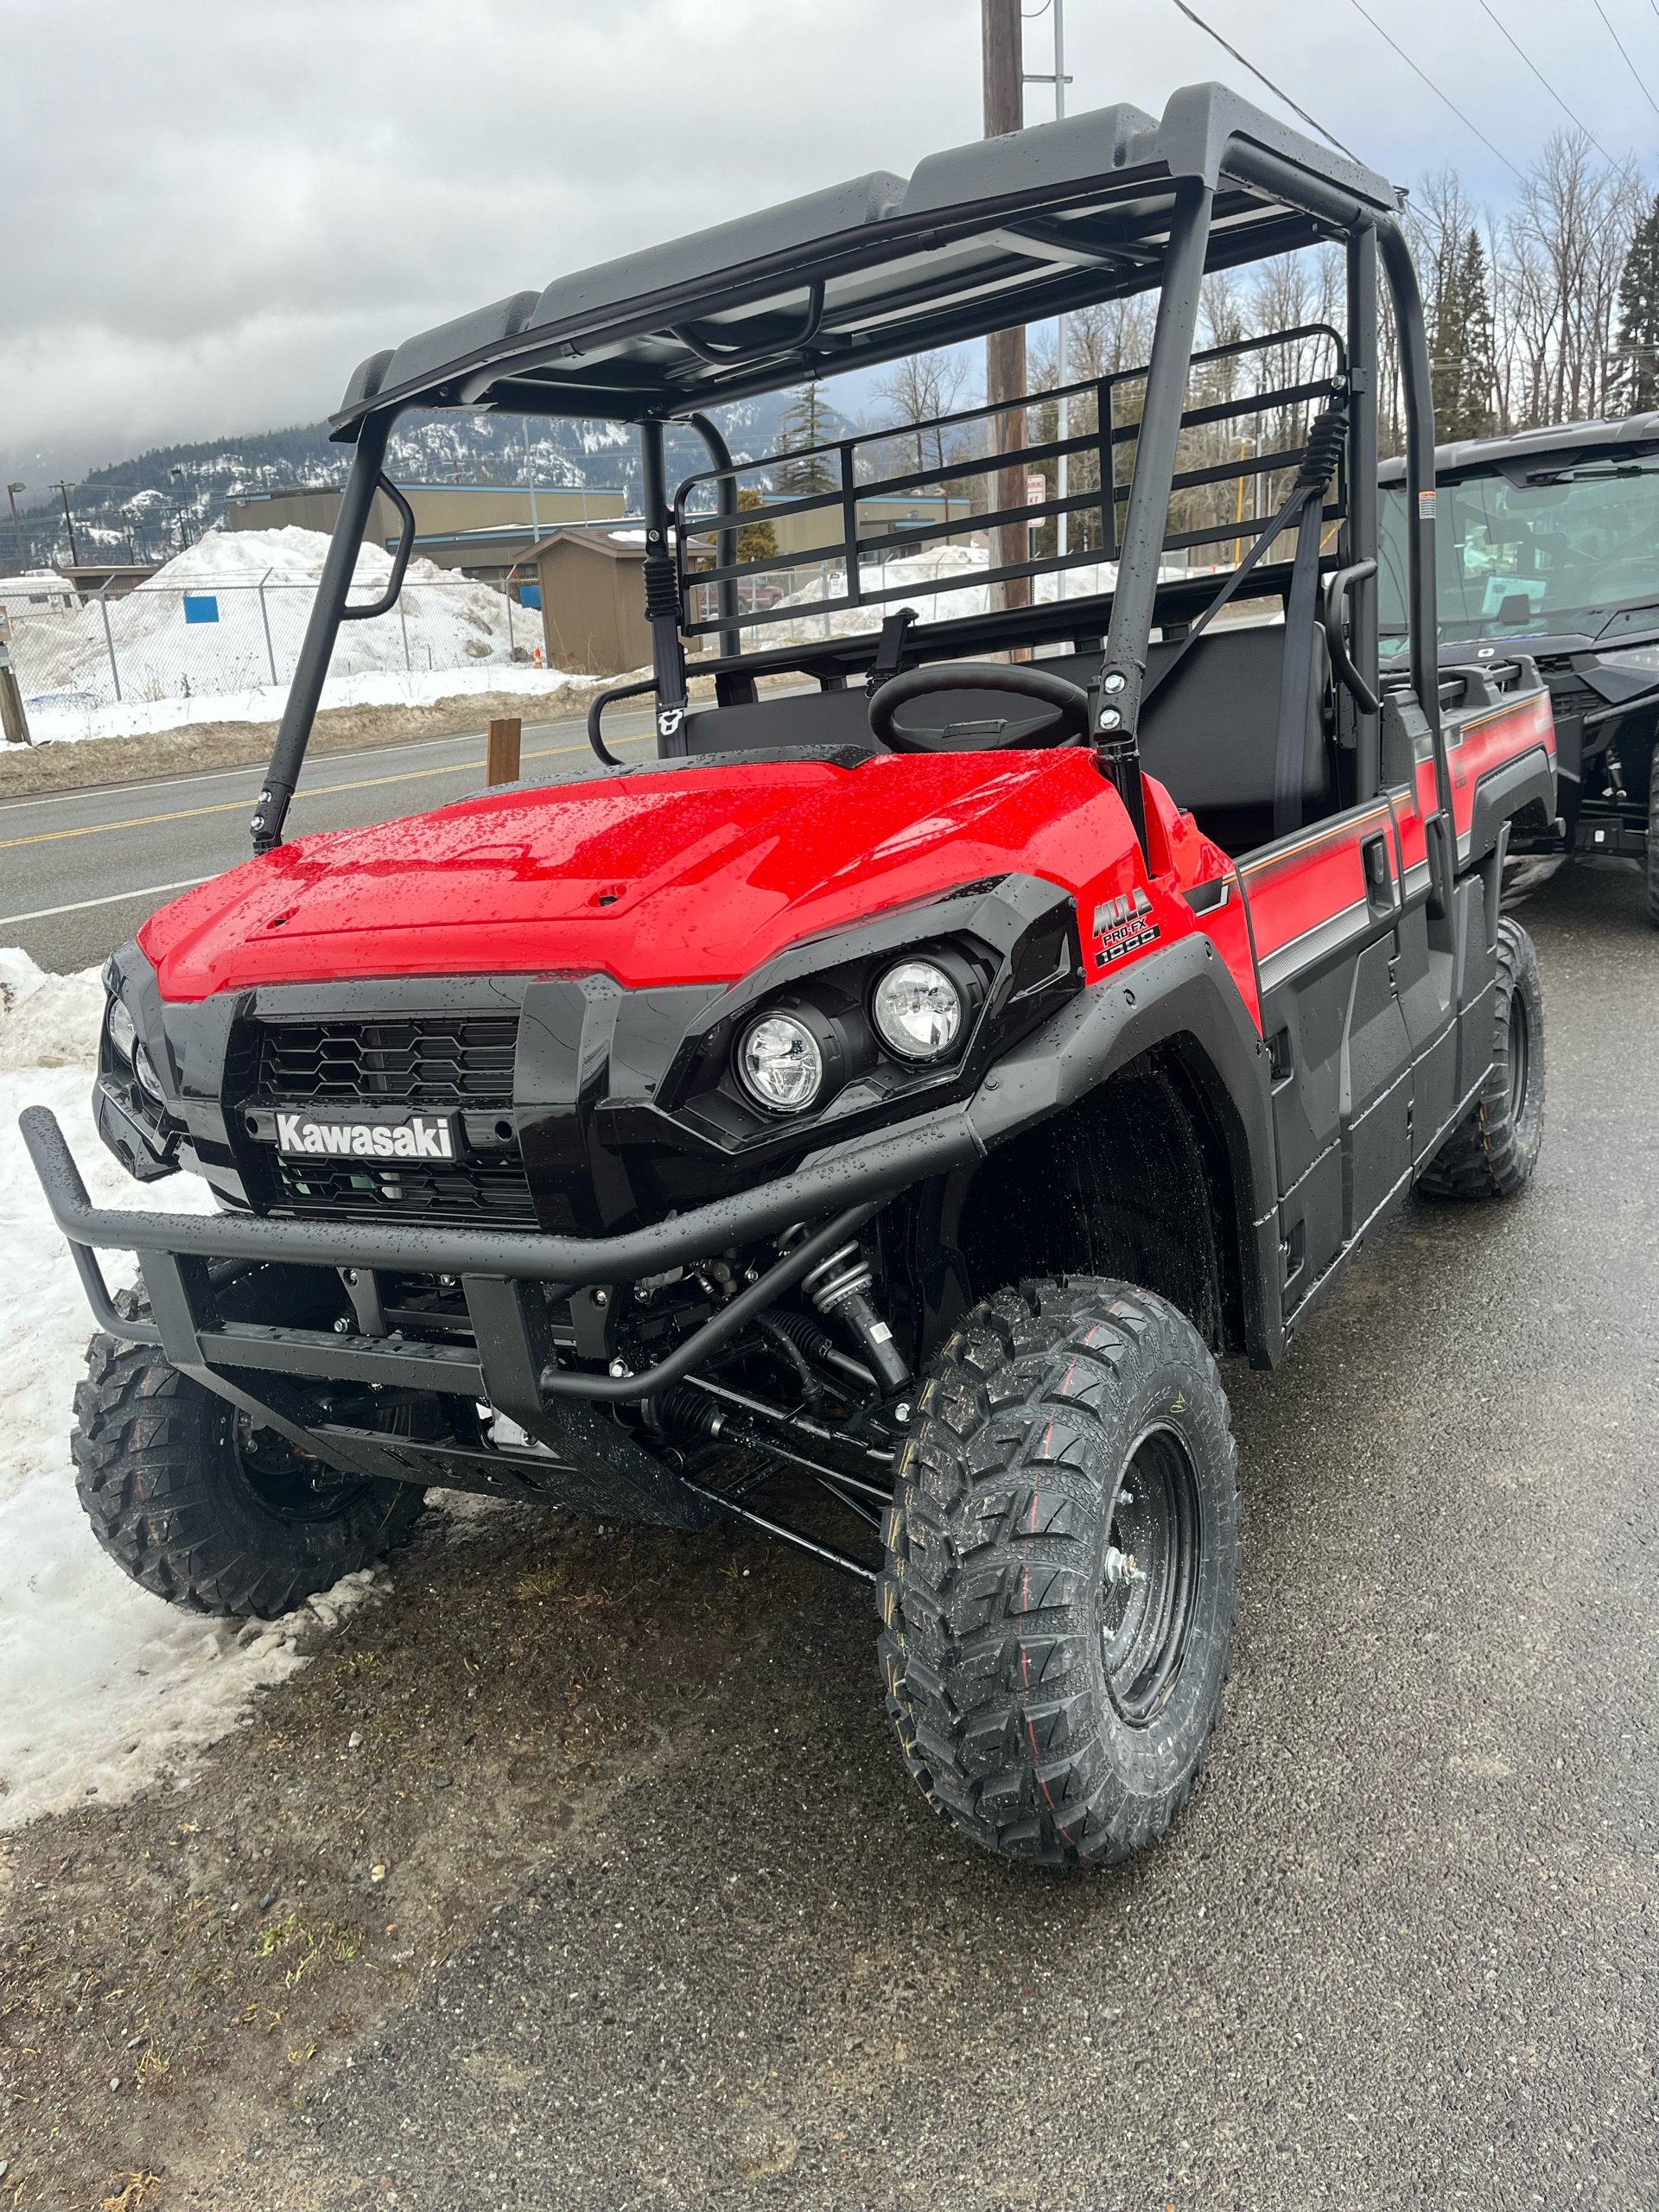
[22,1095,981,1386]
[23,1097,987,1527]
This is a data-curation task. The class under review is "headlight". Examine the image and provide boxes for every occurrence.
[133,1041,166,1103]
[107,998,137,1063]
[872,959,963,1060]
[737,1013,824,1113]
[1594,643,1659,676]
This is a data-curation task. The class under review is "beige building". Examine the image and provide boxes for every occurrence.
[529,527,652,676]
[228,483,626,582]
[763,490,963,559]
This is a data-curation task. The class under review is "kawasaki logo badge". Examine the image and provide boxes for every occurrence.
[273,1112,455,1161]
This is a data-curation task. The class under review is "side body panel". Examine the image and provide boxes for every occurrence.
[1237,802,1410,1319]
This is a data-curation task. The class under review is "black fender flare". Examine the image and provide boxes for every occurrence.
[965,932,1284,1367]
[1466,744,1555,867]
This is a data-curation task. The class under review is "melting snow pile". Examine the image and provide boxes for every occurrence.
[0,950,385,1827]
[9,525,578,747]
[750,543,1136,648]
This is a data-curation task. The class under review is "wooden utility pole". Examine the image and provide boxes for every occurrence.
[982,0,1029,614]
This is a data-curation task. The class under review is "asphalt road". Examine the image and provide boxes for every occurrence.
[0,707,658,975]
[188,857,1654,2211]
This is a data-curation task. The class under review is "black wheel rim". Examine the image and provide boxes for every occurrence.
[1507,991,1530,1118]
[1099,1423,1202,1726]
[230,1409,364,1522]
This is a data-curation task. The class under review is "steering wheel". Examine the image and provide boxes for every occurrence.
[868,662,1092,753]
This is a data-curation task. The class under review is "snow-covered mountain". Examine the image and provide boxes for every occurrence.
[5,392,849,570]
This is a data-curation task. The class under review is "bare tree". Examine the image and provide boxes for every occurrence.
[1505,131,1645,424]
[871,349,971,476]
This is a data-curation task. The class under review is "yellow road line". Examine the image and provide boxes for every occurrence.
[0,730,651,851]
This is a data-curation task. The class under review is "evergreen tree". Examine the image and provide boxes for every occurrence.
[1427,226,1496,440]
[777,382,836,495]
[735,485,777,564]
[1615,193,1659,416]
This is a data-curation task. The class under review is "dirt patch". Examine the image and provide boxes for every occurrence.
[0,666,827,802]
[0,686,614,801]
[0,1497,798,2210]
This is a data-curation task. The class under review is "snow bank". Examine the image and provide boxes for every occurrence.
[22,658,588,748]
[747,543,1146,648]
[8,525,563,740]
[0,952,385,1828]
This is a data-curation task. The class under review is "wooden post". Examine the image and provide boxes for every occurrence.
[486,715,522,785]
[0,664,30,747]
[0,615,29,746]
[982,0,1029,621]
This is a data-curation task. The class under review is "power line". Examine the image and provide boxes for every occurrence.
[1344,0,1524,180]
[1593,0,1659,118]
[1168,0,1363,163]
[1477,0,1615,162]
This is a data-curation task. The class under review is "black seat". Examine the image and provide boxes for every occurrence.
[1045,626,1332,855]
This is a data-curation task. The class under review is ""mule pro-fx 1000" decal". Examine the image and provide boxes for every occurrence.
[1092,885,1161,967]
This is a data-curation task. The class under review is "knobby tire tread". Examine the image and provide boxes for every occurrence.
[876,1278,1238,1871]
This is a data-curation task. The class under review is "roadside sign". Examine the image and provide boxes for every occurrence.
[183,594,219,624]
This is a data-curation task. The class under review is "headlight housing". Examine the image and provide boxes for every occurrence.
[872,958,965,1061]
[736,1012,825,1113]
[132,1040,166,1103]
[107,997,137,1063]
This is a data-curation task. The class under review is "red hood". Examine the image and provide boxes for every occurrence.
[141,752,1146,1000]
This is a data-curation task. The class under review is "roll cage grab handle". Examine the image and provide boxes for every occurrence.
[252,144,1448,890]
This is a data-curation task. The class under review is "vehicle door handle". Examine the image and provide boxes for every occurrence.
[1361,832,1394,913]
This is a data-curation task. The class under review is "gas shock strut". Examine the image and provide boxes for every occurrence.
[802,1243,910,1395]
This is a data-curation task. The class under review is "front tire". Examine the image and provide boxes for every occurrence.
[877,1280,1239,1869]
[1419,915,1545,1199]
[1646,747,1659,929]
[72,1299,425,1618]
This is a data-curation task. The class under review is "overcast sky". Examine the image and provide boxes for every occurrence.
[3,0,1655,496]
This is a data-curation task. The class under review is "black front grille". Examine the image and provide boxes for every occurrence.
[242,1010,536,1226]
[253,1014,518,1109]
[265,1151,538,1227]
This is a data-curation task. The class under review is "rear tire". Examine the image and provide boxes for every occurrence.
[72,1292,425,1618]
[876,1279,1239,1869]
[1646,747,1659,929]
[1419,916,1545,1199]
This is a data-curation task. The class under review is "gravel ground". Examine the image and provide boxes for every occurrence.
[2,856,1656,2211]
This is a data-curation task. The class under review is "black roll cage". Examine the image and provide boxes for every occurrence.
[248,88,1448,908]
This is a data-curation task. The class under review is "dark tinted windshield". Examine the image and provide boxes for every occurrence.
[1380,454,1659,642]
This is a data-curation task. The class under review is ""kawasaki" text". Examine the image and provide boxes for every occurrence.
[275,1115,454,1160]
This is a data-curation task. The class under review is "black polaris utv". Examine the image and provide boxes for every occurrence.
[1380,414,1659,922]
[27,83,1553,1871]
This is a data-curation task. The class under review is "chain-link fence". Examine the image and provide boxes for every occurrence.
[3,575,543,716]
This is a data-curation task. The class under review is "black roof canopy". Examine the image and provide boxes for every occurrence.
[331,83,1397,439]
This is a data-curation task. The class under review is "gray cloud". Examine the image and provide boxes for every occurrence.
[2,0,1652,490]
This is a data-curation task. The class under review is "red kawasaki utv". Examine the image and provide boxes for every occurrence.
[25,85,1555,1869]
